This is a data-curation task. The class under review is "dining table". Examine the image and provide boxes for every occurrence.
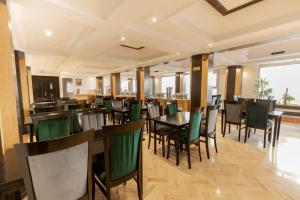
[220,108,284,147]
[152,112,190,166]
[112,106,148,125]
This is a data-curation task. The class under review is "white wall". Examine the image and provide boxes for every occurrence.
[217,68,226,99]
[60,73,96,96]
[241,66,260,98]
[154,76,161,94]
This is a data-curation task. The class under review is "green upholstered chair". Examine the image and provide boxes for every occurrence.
[167,108,203,169]
[200,105,219,159]
[103,98,113,112]
[14,130,94,200]
[166,102,177,115]
[93,119,145,200]
[245,102,273,148]
[65,104,82,133]
[32,111,72,141]
[129,100,142,122]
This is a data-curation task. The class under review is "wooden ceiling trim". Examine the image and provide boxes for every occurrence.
[205,0,263,16]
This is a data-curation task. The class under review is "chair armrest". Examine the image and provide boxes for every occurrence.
[0,178,24,197]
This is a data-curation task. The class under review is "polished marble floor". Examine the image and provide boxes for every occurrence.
[95,120,300,200]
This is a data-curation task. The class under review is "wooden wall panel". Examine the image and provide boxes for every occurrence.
[226,65,242,100]
[175,72,183,93]
[136,67,145,104]
[0,0,21,182]
[26,67,34,104]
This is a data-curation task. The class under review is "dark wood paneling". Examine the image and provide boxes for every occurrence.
[226,66,236,101]
[32,76,60,101]
[114,73,120,95]
[136,68,143,101]
[175,72,181,93]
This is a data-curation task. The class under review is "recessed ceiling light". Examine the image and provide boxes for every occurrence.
[208,43,212,47]
[8,22,12,30]
[45,30,52,37]
[225,51,229,54]
[176,52,180,55]
[152,17,157,23]
[121,36,126,41]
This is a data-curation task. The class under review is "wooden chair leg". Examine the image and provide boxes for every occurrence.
[137,172,143,200]
[206,136,210,159]
[162,135,165,157]
[238,125,241,141]
[263,130,267,148]
[92,176,95,200]
[198,142,202,161]
[244,127,248,143]
[148,132,151,149]
[187,144,191,169]
[229,124,231,134]
[223,122,227,137]
[214,134,218,153]
[106,187,111,200]
[167,137,171,159]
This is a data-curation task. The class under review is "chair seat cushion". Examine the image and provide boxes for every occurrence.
[267,119,273,128]
[93,153,106,183]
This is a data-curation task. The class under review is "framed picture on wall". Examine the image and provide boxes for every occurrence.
[75,79,82,86]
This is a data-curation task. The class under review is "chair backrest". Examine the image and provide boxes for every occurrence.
[95,96,104,105]
[256,99,277,112]
[224,100,242,124]
[112,100,123,109]
[238,98,255,112]
[66,104,81,111]
[79,108,106,132]
[14,130,94,200]
[188,108,203,142]
[205,105,218,135]
[147,103,160,119]
[212,95,221,106]
[246,102,269,129]
[102,119,145,184]
[166,101,177,115]
[103,98,113,111]
[32,111,72,141]
[129,100,141,121]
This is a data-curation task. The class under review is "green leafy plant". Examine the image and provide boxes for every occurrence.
[255,78,273,99]
[281,88,295,105]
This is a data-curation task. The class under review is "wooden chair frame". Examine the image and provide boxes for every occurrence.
[93,119,145,200]
[31,111,72,141]
[223,100,246,141]
[14,130,95,200]
[200,105,218,159]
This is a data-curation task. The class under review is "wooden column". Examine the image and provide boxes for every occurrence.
[0,0,21,182]
[111,73,120,98]
[225,65,242,100]
[26,67,34,104]
[144,66,151,97]
[136,67,144,104]
[14,51,31,118]
[175,72,183,93]
[191,54,212,109]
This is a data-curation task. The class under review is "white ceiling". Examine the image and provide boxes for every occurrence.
[7,0,300,76]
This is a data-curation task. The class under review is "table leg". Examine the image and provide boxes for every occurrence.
[112,111,115,125]
[176,129,179,166]
[154,122,157,154]
[273,117,278,147]
[123,113,126,124]
[277,116,282,140]
[29,124,34,142]
[221,110,224,134]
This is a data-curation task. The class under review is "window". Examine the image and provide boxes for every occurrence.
[121,80,128,93]
[161,76,175,94]
[103,75,111,94]
[260,64,300,105]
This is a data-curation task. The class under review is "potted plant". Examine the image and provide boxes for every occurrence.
[255,78,273,99]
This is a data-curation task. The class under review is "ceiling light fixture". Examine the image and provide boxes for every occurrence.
[152,17,157,23]
[8,22,12,30]
[176,52,180,55]
[208,43,212,47]
[45,30,52,37]
[225,51,229,54]
[121,36,126,41]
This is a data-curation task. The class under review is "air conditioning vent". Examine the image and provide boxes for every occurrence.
[271,51,285,55]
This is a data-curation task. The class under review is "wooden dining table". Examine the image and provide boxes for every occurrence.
[220,108,283,147]
[152,112,190,166]
[112,106,148,124]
